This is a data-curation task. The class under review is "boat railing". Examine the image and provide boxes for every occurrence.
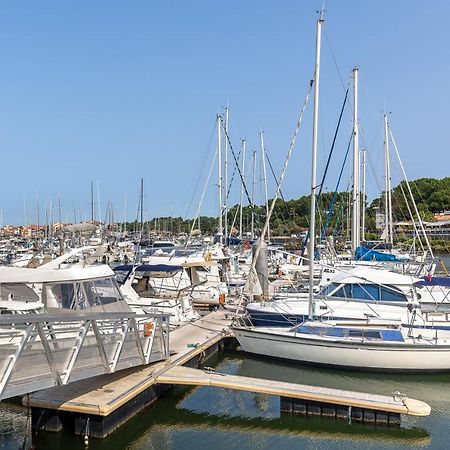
[0,311,170,400]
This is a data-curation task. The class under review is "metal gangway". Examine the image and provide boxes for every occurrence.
[0,311,170,400]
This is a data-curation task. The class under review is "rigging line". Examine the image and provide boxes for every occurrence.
[389,126,434,259]
[397,177,426,254]
[324,28,347,92]
[184,146,218,250]
[249,75,315,274]
[265,151,285,201]
[366,149,384,194]
[183,118,218,219]
[225,145,242,201]
[222,120,255,210]
[302,88,349,253]
[322,131,353,239]
[317,88,349,191]
[362,77,383,129]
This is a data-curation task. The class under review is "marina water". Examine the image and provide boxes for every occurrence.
[1,258,450,449]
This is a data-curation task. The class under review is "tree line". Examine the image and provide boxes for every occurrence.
[119,177,450,237]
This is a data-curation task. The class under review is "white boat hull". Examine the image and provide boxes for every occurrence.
[233,326,450,372]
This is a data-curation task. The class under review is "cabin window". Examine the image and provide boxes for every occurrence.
[320,282,339,295]
[75,283,87,309]
[347,329,382,340]
[363,331,382,340]
[348,329,363,338]
[83,278,122,306]
[114,270,129,286]
[49,283,77,309]
[352,284,380,301]
[0,283,40,303]
[379,286,407,302]
[332,284,352,298]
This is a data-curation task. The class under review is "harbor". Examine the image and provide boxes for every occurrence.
[1,1,450,449]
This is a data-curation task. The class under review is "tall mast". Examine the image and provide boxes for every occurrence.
[224,107,229,243]
[383,114,394,247]
[91,180,94,222]
[361,148,367,242]
[96,183,101,228]
[251,150,256,239]
[351,67,360,255]
[308,13,323,320]
[140,178,144,236]
[58,196,62,227]
[124,196,127,234]
[217,114,223,244]
[36,195,40,240]
[239,139,246,239]
[260,131,270,242]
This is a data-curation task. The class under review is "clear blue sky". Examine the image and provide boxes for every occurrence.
[0,1,448,225]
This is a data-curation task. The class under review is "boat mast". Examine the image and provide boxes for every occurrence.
[383,113,394,247]
[124,195,127,235]
[308,13,323,320]
[251,150,256,240]
[217,114,223,244]
[239,139,246,239]
[260,131,270,242]
[91,180,94,223]
[224,107,229,244]
[140,178,144,237]
[351,67,360,256]
[361,148,366,242]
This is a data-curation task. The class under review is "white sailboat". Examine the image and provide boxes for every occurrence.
[233,14,450,372]
[233,320,450,372]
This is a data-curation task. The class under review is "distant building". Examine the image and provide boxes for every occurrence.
[434,211,450,222]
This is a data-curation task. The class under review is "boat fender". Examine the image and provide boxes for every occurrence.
[144,321,154,337]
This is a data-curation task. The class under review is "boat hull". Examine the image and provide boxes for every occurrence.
[233,326,450,372]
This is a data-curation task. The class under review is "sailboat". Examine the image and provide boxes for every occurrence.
[232,14,450,372]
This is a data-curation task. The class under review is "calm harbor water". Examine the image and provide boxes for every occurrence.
[1,349,449,450]
[1,255,450,450]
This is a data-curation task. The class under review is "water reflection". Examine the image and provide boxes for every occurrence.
[27,349,450,449]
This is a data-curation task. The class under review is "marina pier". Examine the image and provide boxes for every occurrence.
[22,310,430,439]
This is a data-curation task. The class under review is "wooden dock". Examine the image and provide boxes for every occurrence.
[24,309,431,438]
[25,310,233,436]
[157,365,430,417]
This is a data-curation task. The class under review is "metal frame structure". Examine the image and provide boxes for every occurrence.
[0,311,170,400]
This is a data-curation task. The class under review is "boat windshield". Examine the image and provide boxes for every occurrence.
[329,283,407,302]
[83,278,123,306]
[44,277,123,309]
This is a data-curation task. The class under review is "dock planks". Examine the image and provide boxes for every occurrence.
[157,365,431,417]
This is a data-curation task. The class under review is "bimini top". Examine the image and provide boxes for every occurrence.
[113,264,183,273]
[0,264,115,284]
[330,266,421,288]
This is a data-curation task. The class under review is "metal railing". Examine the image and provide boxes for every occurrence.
[0,311,170,400]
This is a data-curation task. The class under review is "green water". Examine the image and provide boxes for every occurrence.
[2,349,449,450]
